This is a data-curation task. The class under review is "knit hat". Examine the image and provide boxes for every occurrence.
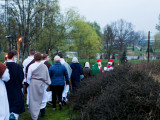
[0,63,7,78]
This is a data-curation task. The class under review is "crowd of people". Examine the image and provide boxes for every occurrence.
[0,49,114,120]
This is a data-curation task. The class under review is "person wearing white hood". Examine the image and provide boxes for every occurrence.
[83,62,91,79]
[70,57,83,93]
[58,53,72,104]
[0,63,10,120]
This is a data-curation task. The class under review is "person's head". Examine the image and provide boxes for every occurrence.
[72,57,78,63]
[11,49,17,56]
[34,52,42,61]
[54,55,60,62]
[0,63,7,78]
[108,62,112,66]
[8,51,14,60]
[58,52,63,58]
[29,49,35,56]
[85,62,90,68]
[43,54,49,61]
[94,62,99,67]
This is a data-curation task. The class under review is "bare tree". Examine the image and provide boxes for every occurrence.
[128,31,145,51]
[1,0,59,59]
[104,25,115,59]
[156,14,160,31]
[110,19,134,52]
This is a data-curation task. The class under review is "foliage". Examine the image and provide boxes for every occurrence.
[153,32,160,52]
[0,52,5,62]
[0,23,7,51]
[156,14,160,31]
[120,49,127,63]
[69,63,160,120]
[70,20,102,58]
[0,0,60,58]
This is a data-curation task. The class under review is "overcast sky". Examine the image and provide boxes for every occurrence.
[59,0,160,36]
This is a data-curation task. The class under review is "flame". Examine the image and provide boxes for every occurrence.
[5,54,8,58]
[18,37,23,42]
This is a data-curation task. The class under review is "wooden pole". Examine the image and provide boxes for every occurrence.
[148,31,150,63]
[17,37,22,63]
[17,41,20,63]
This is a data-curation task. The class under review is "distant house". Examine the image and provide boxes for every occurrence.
[138,39,154,46]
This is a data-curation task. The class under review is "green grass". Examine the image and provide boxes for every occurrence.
[66,58,121,68]
[19,103,72,120]
[0,52,4,62]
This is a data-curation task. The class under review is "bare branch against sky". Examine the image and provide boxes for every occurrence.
[59,0,160,35]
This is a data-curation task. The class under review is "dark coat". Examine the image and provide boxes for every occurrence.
[44,61,52,70]
[83,67,91,79]
[5,62,25,114]
[70,63,82,83]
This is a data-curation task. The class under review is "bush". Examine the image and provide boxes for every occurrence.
[69,63,160,120]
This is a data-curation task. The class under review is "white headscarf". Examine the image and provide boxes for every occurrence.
[85,62,90,68]
[72,57,78,63]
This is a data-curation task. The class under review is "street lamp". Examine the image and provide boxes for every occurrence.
[17,37,23,63]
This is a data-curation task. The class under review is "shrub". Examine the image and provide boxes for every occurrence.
[69,63,160,120]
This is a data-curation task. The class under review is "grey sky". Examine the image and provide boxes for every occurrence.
[59,0,160,36]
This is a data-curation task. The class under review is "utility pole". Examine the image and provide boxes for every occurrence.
[148,31,150,63]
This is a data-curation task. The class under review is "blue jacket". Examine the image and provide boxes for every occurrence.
[70,63,82,82]
[49,62,69,86]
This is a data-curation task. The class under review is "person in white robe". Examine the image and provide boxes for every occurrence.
[23,49,35,104]
[41,54,52,104]
[27,52,51,119]
[23,49,35,83]
[0,63,10,120]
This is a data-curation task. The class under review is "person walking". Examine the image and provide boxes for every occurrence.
[11,49,18,63]
[70,57,82,93]
[22,49,35,103]
[91,62,101,76]
[0,63,10,120]
[27,52,51,120]
[49,55,69,110]
[5,51,25,120]
[42,54,52,106]
[83,62,91,79]
[58,52,72,104]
